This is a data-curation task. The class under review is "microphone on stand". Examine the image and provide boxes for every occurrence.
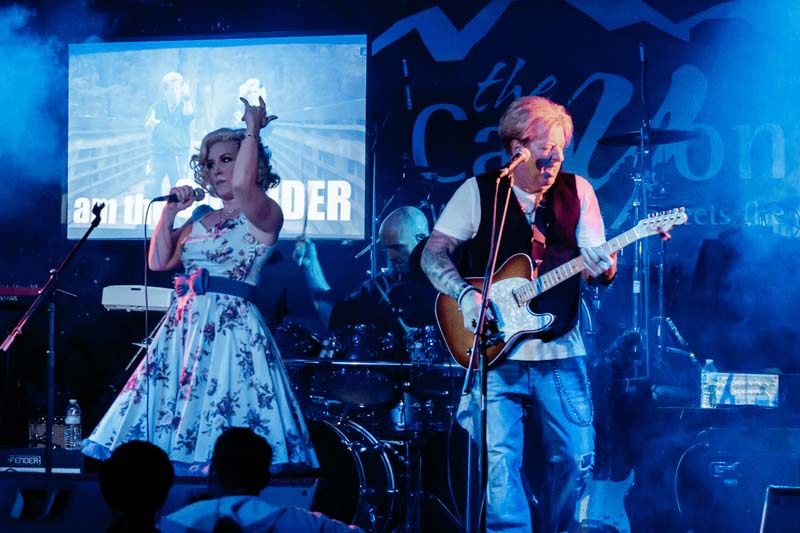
[152,188,206,203]
[498,147,531,178]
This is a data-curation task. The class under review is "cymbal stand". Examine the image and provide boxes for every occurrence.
[636,42,692,378]
[403,435,423,532]
[651,237,696,366]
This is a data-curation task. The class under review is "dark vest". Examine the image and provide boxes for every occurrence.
[461,171,582,341]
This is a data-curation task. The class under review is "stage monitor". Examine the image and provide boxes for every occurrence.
[67,34,367,240]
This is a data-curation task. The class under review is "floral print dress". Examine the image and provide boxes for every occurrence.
[83,213,318,475]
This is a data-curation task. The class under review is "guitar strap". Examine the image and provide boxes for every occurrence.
[530,194,551,275]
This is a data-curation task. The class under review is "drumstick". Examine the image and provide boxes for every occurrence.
[293,179,310,266]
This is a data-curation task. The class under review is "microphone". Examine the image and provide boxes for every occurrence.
[498,147,531,178]
[153,188,206,203]
[402,58,412,111]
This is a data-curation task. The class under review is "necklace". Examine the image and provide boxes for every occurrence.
[222,206,239,216]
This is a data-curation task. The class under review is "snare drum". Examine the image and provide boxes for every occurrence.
[308,416,397,531]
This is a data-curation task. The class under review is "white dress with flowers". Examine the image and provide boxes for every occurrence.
[83,212,318,475]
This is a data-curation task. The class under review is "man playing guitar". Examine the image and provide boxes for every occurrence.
[421,96,616,533]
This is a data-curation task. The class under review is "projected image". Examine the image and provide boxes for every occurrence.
[67,35,367,240]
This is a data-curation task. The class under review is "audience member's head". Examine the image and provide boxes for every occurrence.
[99,440,175,532]
[209,427,273,498]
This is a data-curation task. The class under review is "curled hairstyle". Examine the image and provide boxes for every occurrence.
[498,96,574,155]
[190,128,280,197]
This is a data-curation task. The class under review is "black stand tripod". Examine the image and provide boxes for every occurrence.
[1,202,104,474]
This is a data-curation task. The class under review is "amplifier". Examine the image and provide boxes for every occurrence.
[28,417,66,449]
[0,448,82,474]
[676,427,800,533]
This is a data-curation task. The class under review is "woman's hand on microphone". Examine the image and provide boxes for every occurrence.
[165,185,195,213]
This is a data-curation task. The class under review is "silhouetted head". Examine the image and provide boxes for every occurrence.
[99,440,175,528]
[209,427,273,497]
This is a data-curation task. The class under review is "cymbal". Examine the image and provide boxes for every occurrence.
[598,129,699,146]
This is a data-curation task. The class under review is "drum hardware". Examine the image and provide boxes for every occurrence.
[380,429,458,532]
[405,325,447,365]
[318,334,340,359]
[597,42,697,381]
[307,415,398,532]
[274,321,322,359]
[310,324,402,407]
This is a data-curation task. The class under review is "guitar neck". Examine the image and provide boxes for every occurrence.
[514,227,641,305]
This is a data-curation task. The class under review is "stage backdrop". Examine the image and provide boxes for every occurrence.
[1,0,798,439]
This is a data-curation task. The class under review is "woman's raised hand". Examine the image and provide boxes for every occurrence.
[240,95,277,131]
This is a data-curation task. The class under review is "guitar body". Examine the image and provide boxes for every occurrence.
[577,469,635,533]
[435,254,555,368]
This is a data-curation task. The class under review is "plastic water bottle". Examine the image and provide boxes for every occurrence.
[64,399,82,451]
[700,359,718,409]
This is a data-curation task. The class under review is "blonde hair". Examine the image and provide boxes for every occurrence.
[160,71,183,93]
[190,128,279,197]
[238,78,266,100]
[498,96,574,154]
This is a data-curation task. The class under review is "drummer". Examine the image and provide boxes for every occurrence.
[294,206,438,344]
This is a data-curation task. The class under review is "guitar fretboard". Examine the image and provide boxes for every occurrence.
[512,226,641,305]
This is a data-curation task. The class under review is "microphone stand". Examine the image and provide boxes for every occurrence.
[368,114,386,284]
[632,41,652,379]
[1,202,104,475]
[464,173,515,532]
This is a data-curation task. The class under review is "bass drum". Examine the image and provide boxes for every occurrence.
[308,416,397,532]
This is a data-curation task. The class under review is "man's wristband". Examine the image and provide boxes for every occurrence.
[457,283,478,308]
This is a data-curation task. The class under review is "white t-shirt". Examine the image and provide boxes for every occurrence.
[433,175,606,361]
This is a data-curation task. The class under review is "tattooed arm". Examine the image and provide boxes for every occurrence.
[421,230,467,299]
[422,229,490,332]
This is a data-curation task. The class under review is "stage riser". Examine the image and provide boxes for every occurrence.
[0,474,316,532]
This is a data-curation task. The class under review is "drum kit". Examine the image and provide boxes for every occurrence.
[280,321,463,532]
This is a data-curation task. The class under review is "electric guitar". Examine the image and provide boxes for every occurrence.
[435,209,687,369]
[577,469,635,533]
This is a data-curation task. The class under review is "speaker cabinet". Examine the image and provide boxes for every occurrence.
[676,428,800,533]
[760,485,800,533]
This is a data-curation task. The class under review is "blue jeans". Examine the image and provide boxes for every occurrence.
[480,357,595,533]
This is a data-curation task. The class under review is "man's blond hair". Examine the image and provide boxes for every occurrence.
[498,96,574,154]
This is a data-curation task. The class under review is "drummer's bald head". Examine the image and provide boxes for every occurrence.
[380,206,429,242]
